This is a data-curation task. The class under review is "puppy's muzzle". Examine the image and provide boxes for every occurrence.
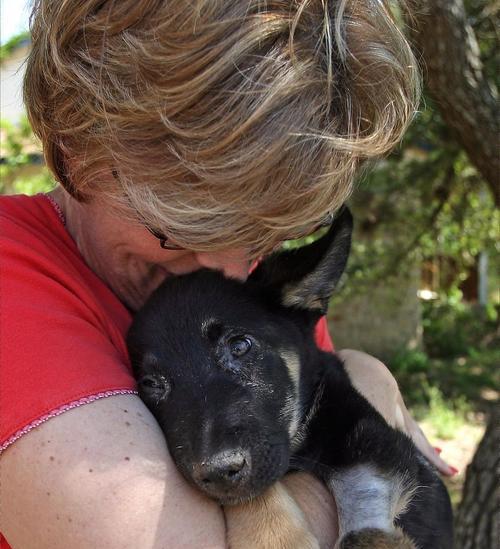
[193,449,251,494]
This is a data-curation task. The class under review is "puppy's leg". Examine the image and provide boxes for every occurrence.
[328,464,416,549]
[225,480,320,549]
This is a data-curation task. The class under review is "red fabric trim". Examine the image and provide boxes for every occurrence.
[0,389,138,454]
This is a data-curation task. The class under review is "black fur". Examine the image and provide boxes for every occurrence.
[127,208,453,548]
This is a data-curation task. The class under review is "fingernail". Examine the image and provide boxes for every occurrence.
[434,447,442,454]
[450,466,459,475]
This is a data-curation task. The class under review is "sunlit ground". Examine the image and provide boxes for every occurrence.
[420,413,485,507]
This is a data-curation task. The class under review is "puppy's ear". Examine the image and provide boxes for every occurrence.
[249,207,352,315]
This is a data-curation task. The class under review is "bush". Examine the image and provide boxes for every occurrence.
[422,299,499,358]
[419,382,471,440]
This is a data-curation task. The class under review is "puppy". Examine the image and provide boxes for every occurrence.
[127,208,453,549]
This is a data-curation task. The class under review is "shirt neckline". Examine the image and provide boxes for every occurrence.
[39,192,67,226]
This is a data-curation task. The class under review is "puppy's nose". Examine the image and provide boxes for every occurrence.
[194,449,251,488]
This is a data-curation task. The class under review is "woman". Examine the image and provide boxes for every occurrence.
[0,1,453,547]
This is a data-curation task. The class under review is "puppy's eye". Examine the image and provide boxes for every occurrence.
[138,374,171,402]
[228,336,252,358]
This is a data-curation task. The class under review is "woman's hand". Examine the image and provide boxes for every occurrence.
[395,392,457,476]
[337,349,457,476]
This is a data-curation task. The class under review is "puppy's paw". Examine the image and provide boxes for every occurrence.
[226,481,320,549]
[336,528,416,549]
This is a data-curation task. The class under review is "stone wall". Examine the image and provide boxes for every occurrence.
[327,266,422,362]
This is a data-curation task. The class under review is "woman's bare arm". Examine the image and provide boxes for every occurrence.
[338,349,454,475]
[1,352,451,549]
[0,394,226,549]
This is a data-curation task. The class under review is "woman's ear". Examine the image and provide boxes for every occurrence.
[249,207,353,315]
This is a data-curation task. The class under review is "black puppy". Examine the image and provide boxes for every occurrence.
[127,209,453,549]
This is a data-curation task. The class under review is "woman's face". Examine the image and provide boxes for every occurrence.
[53,188,252,311]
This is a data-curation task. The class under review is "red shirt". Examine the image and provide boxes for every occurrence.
[0,193,333,547]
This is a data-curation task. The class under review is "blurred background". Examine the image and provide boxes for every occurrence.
[1,1,498,545]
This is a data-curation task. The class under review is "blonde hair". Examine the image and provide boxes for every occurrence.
[25,0,420,255]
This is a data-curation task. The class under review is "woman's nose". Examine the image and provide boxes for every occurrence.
[195,250,251,281]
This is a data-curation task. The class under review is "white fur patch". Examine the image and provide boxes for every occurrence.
[328,464,417,537]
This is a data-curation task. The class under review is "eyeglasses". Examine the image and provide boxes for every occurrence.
[111,169,185,250]
[144,212,336,252]
[111,169,334,251]
[145,225,186,250]
[284,213,335,243]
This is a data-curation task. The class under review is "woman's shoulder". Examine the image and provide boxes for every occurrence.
[1,192,72,251]
[1,193,98,304]
[1,192,57,220]
[0,193,134,454]
[1,192,131,334]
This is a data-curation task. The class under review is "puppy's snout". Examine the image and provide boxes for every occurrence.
[194,449,251,489]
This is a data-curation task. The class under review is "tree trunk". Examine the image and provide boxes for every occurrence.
[454,405,500,549]
[408,0,499,206]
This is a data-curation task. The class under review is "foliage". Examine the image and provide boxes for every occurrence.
[6,171,55,195]
[339,93,500,301]
[464,0,499,84]
[418,382,472,440]
[422,298,499,358]
[390,299,499,414]
[0,31,30,63]
[335,0,499,301]
[1,118,33,164]
[0,118,54,195]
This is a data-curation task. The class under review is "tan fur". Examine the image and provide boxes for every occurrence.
[291,380,325,452]
[279,350,301,393]
[392,473,419,520]
[225,481,319,549]
[278,350,301,439]
[336,528,416,549]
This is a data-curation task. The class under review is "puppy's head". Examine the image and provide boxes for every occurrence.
[127,208,352,504]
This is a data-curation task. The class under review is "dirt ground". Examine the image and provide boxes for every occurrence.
[420,414,486,507]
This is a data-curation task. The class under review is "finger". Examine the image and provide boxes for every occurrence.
[397,395,459,477]
[409,423,458,477]
[421,445,457,477]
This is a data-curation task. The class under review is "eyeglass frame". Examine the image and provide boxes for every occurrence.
[111,169,335,251]
[145,212,336,252]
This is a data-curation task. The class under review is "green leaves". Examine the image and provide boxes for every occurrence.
[0,31,30,64]
[0,117,55,195]
[337,90,499,301]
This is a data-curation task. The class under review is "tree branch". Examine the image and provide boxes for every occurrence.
[408,0,499,206]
